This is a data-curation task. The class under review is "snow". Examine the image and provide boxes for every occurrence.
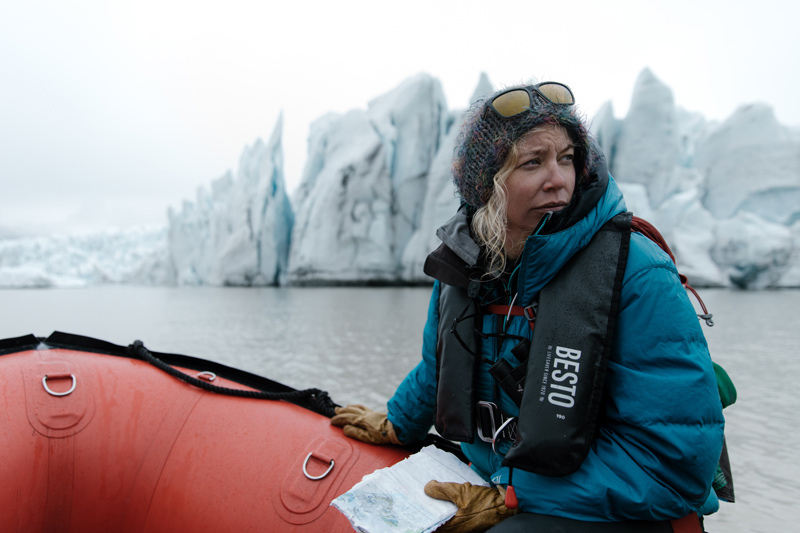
[2,70,799,289]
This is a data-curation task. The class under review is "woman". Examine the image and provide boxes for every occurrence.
[332,82,724,532]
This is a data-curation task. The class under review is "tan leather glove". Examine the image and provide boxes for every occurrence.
[424,481,518,532]
[330,404,402,445]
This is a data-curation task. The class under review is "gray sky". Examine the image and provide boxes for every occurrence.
[2,0,798,237]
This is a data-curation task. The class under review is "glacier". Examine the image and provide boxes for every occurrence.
[2,69,798,289]
[0,226,172,288]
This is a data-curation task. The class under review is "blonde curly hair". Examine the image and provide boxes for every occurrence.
[470,140,524,278]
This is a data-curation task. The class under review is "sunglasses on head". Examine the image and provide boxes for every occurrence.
[485,82,575,118]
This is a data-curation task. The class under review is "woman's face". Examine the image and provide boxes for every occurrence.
[504,125,576,253]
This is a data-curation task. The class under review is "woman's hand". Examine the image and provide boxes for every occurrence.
[424,481,518,532]
[330,404,402,445]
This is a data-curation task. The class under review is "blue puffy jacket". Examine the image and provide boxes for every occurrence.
[387,175,725,522]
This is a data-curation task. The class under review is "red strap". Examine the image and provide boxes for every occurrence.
[669,513,703,533]
[485,304,535,332]
[486,304,526,317]
[631,216,676,263]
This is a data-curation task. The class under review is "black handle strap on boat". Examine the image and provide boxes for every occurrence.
[127,340,337,418]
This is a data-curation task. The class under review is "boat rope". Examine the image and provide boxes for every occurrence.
[127,340,338,418]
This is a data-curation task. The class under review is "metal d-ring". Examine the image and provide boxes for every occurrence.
[302,452,335,480]
[42,374,77,397]
[197,371,217,382]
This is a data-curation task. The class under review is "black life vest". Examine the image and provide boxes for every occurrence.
[433,212,632,477]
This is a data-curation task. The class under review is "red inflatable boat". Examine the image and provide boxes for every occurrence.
[0,332,425,532]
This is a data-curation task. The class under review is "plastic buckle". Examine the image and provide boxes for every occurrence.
[523,304,537,322]
[476,401,498,443]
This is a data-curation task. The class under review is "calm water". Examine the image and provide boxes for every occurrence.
[1,286,798,532]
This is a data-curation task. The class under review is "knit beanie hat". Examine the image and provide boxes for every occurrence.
[452,85,593,208]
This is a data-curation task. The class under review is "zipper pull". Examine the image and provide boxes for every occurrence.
[505,467,518,509]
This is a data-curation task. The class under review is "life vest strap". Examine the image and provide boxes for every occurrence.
[485,304,536,332]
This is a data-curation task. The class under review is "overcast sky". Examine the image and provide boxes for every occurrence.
[2,0,798,237]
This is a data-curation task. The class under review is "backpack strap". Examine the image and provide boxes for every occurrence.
[631,216,714,327]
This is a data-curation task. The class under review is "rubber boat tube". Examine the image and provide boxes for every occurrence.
[0,332,412,532]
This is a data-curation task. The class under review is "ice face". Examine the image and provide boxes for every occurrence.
[611,68,683,209]
[288,73,449,284]
[695,103,800,224]
[595,70,799,289]
[711,212,794,289]
[168,116,293,286]
[400,109,462,283]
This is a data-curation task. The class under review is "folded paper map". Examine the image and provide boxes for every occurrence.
[331,445,489,533]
